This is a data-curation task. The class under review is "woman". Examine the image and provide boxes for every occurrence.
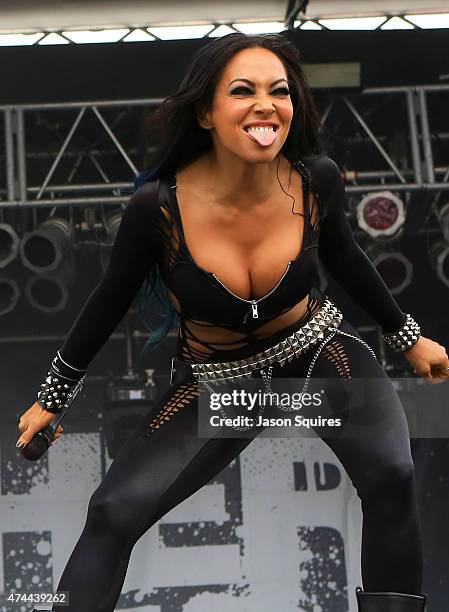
[16,33,448,612]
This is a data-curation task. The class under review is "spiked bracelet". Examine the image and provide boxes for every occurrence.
[37,350,87,414]
[381,313,421,352]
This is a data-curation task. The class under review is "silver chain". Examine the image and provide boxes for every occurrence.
[334,328,378,360]
[299,327,339,398]
[259,327,340,411]
[299,326,378,396]
[203,326,378,428]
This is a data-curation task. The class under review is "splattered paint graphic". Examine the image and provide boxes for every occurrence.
[2,531,52,612]
[298,527,348,612]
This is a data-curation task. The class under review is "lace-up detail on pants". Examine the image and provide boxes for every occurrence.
[321,339,352,379]
[145,383,200,436]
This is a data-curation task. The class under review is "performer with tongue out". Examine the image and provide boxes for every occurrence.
[18,32,447,612]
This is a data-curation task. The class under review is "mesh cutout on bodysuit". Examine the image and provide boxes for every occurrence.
[321,339,352,379]
[178,292,324,363]
[157,160,324,364]
[146,383,200,435]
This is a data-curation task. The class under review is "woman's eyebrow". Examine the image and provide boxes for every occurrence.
[229,78,288,86]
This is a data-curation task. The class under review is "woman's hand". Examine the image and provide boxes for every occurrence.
[403,336,449,384]
[16,402,64,449]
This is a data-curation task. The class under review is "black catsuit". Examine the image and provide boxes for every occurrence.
[52,156,423,611]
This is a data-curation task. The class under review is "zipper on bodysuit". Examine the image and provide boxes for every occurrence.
[211,260,293,322]
[209,162,312,322]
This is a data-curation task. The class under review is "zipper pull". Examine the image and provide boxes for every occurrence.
[251,301,259,318]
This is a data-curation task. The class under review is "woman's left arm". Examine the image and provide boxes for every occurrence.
[317,156,449,384]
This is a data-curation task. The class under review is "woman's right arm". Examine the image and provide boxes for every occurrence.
[17,180,162,446]
[60,179,162,370]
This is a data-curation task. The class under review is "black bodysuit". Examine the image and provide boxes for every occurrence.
[52,154,424,612]
[60,155,407,368]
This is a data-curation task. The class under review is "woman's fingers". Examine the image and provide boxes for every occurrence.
[16,425,38,448]
[51,432,62,445]
[429,364,449,383]
[17,420,29,433]
[16,410,63,449]
[425,374,445,384]
[414,363,449,384]
[52,428,64,443]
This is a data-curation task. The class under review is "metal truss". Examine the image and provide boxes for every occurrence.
[0,13,439,46]
[1,84,448,216]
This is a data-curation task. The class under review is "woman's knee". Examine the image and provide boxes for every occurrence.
[358,458,417,506]
[86,489,141,536]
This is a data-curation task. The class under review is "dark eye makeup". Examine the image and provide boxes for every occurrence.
[230,86,290,96]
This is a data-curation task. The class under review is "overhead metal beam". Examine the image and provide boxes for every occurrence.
[1,1,449,32]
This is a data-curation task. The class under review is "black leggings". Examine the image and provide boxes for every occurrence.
[52,319,423,611]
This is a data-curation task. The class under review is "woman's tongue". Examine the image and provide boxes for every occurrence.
[245,127,278,147]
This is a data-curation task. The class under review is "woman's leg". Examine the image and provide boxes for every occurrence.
[52,381,257,612]
[285,320,423,594]
[51,317,424,610]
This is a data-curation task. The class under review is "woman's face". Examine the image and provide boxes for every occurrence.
[198,47,294,162]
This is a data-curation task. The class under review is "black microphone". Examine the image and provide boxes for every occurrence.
[20,404,71,461]
[20,377,84,461]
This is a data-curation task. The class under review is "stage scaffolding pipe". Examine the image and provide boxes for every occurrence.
[1,85,448,209]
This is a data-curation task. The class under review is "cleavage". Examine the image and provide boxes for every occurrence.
[172,164,307,301]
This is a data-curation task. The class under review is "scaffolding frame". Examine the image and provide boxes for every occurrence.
[1,84,449,213]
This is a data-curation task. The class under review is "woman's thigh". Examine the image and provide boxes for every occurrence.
[88,381,257,539]
[277,319,415,497]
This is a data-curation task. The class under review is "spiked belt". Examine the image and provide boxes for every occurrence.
[184,296,343,385]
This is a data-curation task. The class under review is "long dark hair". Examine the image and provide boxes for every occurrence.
[134,32,324,354]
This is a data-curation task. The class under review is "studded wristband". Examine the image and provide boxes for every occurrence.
[381,313,421,352]
[37,350,87,414]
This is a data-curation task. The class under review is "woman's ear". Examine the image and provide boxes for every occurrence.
[197,107,212,130]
